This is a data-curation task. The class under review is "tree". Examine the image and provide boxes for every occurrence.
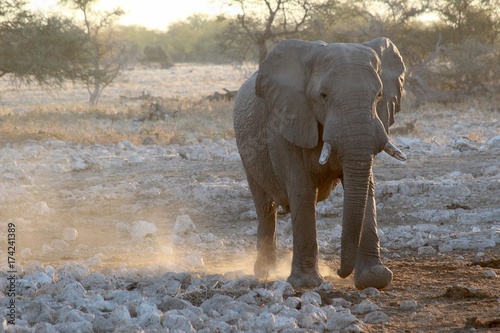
[221,0,315,64]
[0,0,89,86]
[59,0,127,105]
[143,45,173,68]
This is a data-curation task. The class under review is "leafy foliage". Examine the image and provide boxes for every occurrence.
[0,0,89,85]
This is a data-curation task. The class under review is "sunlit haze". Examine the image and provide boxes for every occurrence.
[29,0,228,30]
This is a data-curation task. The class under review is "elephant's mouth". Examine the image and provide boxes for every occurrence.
[318,140,406,165]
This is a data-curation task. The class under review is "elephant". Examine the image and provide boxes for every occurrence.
[233,37,406,290]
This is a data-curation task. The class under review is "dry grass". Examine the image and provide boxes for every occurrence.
[0,99,234,146]
[0,63,251,146]
[0,63,497,147]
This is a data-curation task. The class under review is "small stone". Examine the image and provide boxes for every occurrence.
[131,221,158,241]
[86,254,103,267]
[418,246,437,256]
[364,311,390,324]
[332,297,352,308]
[314,281,335,292]
[351,300,378,315]
[400,300,419,311]
[359,287,380,298]
[174,215,198,235]
[62,227,78,241]
[484,270,497,278]
[326,310,358,331]
[439,244,453,253]
[180,253,204,269]
[162,313,195,333]
[56,321,93,333]
[301,291,322,307]
[298,304,327,331]
[271,280,294,302]
[271,316,298,331]
[51,239,70,251]
[57,281,86,303]
[284,296,301,309]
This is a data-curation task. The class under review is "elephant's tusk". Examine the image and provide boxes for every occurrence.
[384,141,407,161]
[319,141,332,165]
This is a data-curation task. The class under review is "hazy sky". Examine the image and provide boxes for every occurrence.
[29,0,229,30]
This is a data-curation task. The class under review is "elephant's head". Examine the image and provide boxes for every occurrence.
[255,38,406,278]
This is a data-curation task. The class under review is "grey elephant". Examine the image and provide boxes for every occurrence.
[233,37,406,290]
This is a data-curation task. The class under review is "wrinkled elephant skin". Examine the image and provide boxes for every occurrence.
[233,38,406,289]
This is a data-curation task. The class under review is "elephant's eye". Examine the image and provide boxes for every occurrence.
[376,91,383,99]
[320,93,328,101]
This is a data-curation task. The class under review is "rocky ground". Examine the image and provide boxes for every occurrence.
[0,67,499,332]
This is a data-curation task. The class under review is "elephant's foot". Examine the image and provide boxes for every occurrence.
[354,259,392,290]
[287,270,323,288]
[254,250,278,279]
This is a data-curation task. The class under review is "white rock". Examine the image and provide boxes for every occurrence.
[174,215,198,235]
[439,244,453,253]
[180,253,204,269]
[326,310,358,331]
[359,287,380,298]
[187,233,202,245]
[136,303,162,329]
[315,281,335,292]
[484,165,499,176]
[243,312,275,332]
[62,228,78,241]
[20,299,55,325]
[400,300,419,311]
[56,321,93,333]
[486,135,500,149]
[26,272,52,287]
[86,254,102,267]
[271,280,295,302]
[332,298,352,308]
[484,270,497,278]
[162,313,196,333]
[351,300,378,315]
[364,311,390,324]
[418,246,437,256]
[299,304,327,331]
[51,239,70,251]
[284,296,301,309]
[271,316,298,331]
[446,237,496,250]
[32,201,51,215]
[57,281,86,303]
[32,322,58,333]
[301,291,322,307]
[130,221,158,241]
[94,301,117,312]
[458,213,485,225]
[57,262,89,281]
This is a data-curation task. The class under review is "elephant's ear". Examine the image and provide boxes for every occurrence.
[256,39,324,149]
[363,37,406,132]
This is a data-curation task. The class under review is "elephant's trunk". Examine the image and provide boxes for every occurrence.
[322,109,376,278]
[337,156,373,278]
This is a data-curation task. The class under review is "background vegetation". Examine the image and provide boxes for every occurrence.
[1,0,499,104]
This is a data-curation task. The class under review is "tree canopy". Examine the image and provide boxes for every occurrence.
[1,0,498,101]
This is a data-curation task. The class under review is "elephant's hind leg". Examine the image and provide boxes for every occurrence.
[247,175,278,279]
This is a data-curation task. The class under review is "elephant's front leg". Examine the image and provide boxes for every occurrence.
[287,190,323,288]
[354,177,393,290]
[249,177,279,279]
